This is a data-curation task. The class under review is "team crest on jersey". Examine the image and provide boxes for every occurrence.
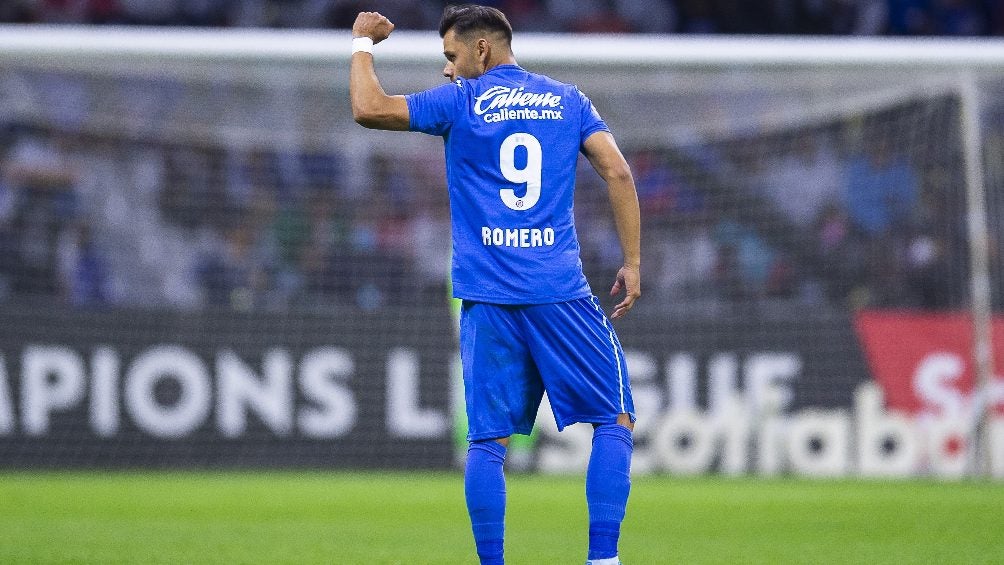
[474,86,564,123]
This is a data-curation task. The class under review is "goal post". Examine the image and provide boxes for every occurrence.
[0,26,1002,477]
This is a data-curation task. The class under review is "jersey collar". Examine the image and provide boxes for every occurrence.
[486,64,524,76]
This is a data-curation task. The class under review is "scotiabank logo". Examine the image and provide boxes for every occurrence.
[854,310,1004,417]
[536,313,1004,479]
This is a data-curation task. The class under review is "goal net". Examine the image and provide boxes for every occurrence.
[0,27,1001,477]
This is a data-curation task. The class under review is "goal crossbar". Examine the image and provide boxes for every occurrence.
[1,25,1004,68]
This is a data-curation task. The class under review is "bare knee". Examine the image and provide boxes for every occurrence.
[593,413,635,432]
[614,413,630,431]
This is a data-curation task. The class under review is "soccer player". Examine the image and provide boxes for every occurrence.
[350,5,640,564]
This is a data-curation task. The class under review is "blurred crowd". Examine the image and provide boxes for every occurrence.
[0,92,991,314]
[623,109,973,315]
[1,0,1001,314]
[1,0,1003,36]
[0,123,453,311]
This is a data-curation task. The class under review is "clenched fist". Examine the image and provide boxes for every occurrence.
[353,12,394,44]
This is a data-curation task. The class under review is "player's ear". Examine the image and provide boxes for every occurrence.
[477,38,490,68]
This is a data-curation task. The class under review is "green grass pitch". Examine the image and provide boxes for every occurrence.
[0,471,1001,564]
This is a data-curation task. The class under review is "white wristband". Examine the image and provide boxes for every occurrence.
[352,37,374,54]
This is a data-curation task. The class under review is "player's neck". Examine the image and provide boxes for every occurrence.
[485,53,518,72]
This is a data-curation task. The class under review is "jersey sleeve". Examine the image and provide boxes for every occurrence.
[576,87,610,146]
[405,81,466,137]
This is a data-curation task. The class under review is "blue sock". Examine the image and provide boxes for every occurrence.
[465,440,507,565]
[586,424,633,561]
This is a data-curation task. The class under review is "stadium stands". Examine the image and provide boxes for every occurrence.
[1,0,1002,36]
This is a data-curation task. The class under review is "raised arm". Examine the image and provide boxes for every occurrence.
[582,131,641,319]
[350,12,410,131]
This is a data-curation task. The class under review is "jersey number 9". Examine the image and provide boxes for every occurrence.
[499,132,542,211]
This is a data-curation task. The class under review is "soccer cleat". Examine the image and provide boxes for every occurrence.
[585,561,622,565]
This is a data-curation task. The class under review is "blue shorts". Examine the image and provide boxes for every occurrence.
[459,296,635,441]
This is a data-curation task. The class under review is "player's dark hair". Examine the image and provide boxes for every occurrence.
[439,4,513,44]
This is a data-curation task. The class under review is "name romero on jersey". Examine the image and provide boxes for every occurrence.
[482,226,556,248]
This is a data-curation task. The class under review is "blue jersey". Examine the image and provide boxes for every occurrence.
[406,64,609,304]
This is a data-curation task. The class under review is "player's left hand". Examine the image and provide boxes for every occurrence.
[352,11,394,43]
[610,264,640,319]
